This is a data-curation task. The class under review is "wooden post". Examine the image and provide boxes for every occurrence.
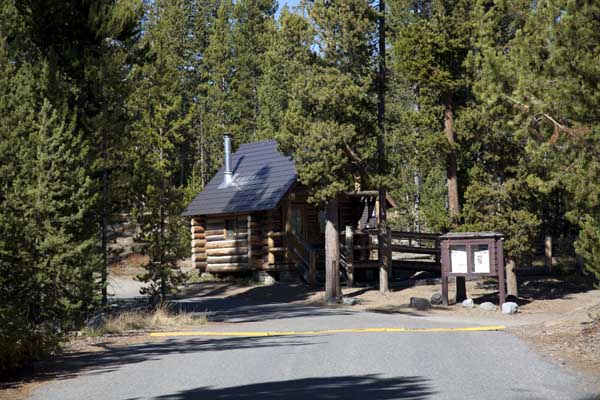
[326,259,338,303]
[544,235,552,271]
[378,189,390,293]
[335,259,342,299]
[506,259,518,297]
[309,251,317,286]
[247,214,253,269]
[442,276,449,306]
[285,196,293,263]
[497,239,506,305]
[325,198,340,303]
[346,225,354,288]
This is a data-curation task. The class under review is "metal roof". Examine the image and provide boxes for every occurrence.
[182,140,297,216]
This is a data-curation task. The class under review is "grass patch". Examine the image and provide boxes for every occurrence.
[84,304,207,336]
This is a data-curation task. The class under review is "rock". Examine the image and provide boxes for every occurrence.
[502,302,519,314]
[430,292,443,305]
[253,270,276,285]
[342,297,358,306]
[410,297,431,310]
[480,302,497,311]
[462,299,475,308]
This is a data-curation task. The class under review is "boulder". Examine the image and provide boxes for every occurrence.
[342,297,358,306]
[480,302,497,311]
[430,292,443,305]
[502,302,519,315]
[410,297,431,310]
[462,299,475,308]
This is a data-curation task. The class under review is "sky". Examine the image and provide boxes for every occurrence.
[277,0,301,16]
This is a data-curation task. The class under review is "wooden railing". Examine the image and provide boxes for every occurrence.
[340,228,443,277]
[287,230,320,285]
[390,231,441,263]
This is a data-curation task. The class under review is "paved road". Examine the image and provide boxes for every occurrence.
[30,290,599,400]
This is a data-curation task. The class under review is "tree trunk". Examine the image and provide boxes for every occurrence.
[101,131,109,306]
[455,276,466,303]
[377,0,386,175]
[325,198,339,303]
[378,188,390,293]
[506,258,518,297]
[444,93,460,218]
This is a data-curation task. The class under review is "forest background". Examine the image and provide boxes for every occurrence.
[1,0,599,375]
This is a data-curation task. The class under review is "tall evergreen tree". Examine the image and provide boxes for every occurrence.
[15,0,142,305]
[230,0,277,141]
[469,0,600,274]
[1,1,99,369]
[128,0,195,301]
[258,7,316,137]
[388,0,473,227]
[278,0,379,300]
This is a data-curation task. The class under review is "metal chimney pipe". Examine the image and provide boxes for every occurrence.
[223,133,233,186]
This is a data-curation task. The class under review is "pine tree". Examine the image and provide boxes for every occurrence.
[388,0,473,227]
[277,0,379,300]
[201,0,234,171]
[1,0,104,372]
[467,0,600,272]
[128,0,195,302]
[230,0,277,141]
[258,6,316,138]
[17,0,142,306]
[279,0,379,203]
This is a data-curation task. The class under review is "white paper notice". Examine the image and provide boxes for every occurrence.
[450,247,468,273]
[474,249,490,273]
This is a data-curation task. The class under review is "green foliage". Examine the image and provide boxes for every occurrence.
[0,0,138,374]
[278,0,378,204]
[468,0,600,263]
[574,215,600,285]
[128,0,195,301]
[461,177,540,263]
[3,0,600,374]
[387,0,473,231]
[0,53,98,374]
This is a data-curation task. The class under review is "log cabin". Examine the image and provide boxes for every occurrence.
[182,135,397,283]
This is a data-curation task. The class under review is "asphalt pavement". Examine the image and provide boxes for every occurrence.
[29,290,599,400]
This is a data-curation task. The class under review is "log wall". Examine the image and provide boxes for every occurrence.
[191,217,207,271]
[191,213,275,273]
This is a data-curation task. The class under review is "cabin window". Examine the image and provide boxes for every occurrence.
[225,217,244,239]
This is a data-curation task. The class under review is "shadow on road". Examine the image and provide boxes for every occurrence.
[126,374,434,400]
[172,283,356,323]
[1,335,319,390]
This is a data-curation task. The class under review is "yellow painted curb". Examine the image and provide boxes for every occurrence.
[149,325,506,337]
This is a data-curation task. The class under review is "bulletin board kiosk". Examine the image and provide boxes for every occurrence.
[440,232,505,306]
